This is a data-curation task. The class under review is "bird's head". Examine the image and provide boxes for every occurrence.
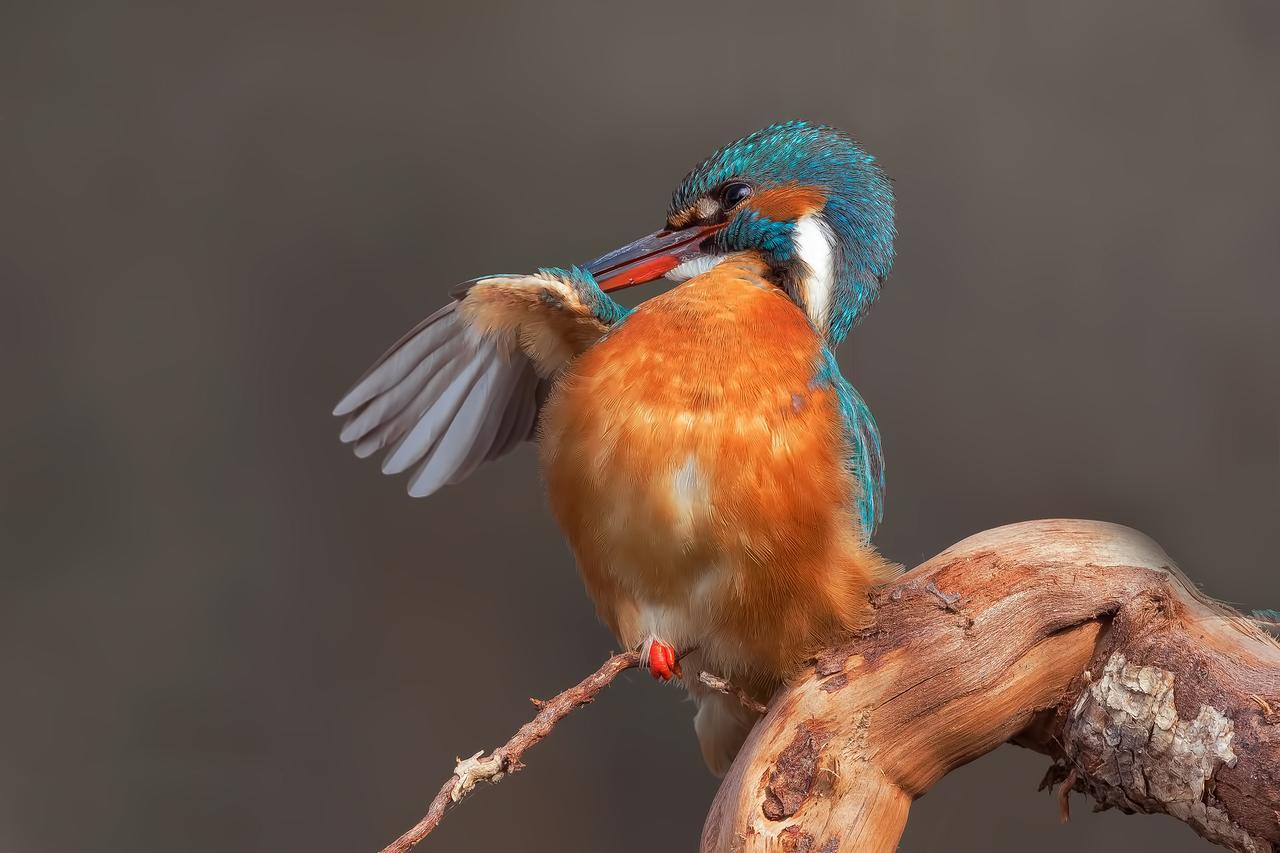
[585,121,895,344]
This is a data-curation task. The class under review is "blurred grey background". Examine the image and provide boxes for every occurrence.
[2,2,1276,851]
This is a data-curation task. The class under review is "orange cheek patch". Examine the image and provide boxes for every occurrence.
[667,206,696,229]
[748,185,827,221]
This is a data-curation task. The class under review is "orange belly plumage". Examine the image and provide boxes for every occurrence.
[540,257,892,686]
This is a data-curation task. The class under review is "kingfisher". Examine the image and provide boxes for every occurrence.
[334,121,898,775]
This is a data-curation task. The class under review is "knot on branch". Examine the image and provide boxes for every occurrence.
[762,723,833,821]
[450,750,507,802]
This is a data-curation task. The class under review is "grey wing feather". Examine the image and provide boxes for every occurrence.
[333,302,461,417]
[508,372,543,446]
[448,357,539,486]
[407,353,520,496]
[335,300,541,497]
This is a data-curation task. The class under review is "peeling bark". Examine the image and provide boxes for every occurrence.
[1066,653,1255,850]
[701,520,1280,853]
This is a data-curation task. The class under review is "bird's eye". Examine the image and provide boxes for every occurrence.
[719,182,752,209]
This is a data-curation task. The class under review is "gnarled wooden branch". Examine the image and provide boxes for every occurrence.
[701,519,1280,853]
[380,519,1276,851]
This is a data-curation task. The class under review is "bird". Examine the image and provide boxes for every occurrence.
[333,121,898,775]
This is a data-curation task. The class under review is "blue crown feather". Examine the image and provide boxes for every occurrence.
[672,120,895,344]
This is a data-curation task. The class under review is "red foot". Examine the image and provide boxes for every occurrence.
[645,639,682,681]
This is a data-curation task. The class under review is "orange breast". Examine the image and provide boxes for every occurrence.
[538,256,875,677]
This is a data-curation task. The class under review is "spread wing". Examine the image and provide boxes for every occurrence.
[333,270,623,498]
[333,300,543,497]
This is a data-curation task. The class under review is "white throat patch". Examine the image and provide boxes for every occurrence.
[665,253,726,283]
[792,214,836,332]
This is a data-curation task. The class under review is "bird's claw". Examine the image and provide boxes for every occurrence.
[644,638,682,681]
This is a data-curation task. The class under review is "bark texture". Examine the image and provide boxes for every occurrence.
[701,519,1280,853]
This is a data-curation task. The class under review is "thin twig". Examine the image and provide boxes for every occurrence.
[379,650,641,852]
[1250,693,1279,724]
[1058,768,1077,823]
[698,671,768,715]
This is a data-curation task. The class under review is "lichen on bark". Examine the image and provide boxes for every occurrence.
[1066,652,1262,852]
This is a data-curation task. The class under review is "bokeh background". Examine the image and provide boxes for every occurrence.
[3,2,1277,851]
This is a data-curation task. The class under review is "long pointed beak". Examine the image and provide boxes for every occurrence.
[584,223,725,292]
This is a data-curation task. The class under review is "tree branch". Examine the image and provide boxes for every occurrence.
[701,519,1280,852]
[379,519,1279,851]
[379,650,641,853]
